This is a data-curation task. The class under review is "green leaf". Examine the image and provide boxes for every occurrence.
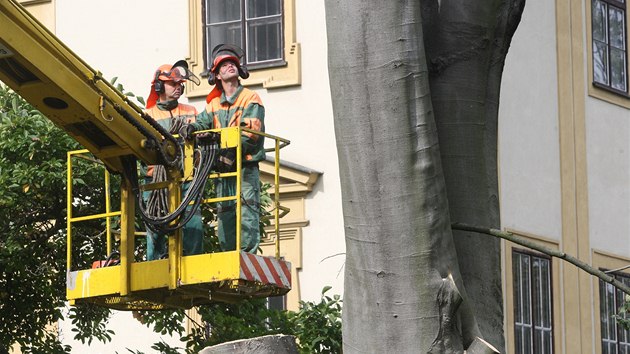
[321,285,332,295]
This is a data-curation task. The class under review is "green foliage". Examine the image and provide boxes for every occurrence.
[18,330,72,354]
[0,84,117,350]
[291,286,343,354]
[128,298,291,353]
[615,294,630,330]
[0,84,342,353]
[193,298,293,348]
[149,341,185,354]
[259,181,273,237]
[126,287,342,353]
[68,304,114,345]
[142,288,342,354]
[132,309,187,337]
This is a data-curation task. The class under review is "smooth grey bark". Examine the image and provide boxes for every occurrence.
[421,1,525,350]
[325,1,482,352]
[325,1,524,353]
[199,335,298,354]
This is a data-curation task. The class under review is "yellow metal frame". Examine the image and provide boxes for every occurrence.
[66,127,291,310]
[197,127,290,258]
[0,0,294,311]
[66,149,121,273]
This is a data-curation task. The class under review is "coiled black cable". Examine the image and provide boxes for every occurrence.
[143,141,217,236]
[122,136,219,237]
[142,116,186,227]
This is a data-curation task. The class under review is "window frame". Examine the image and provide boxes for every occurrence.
[266,293,287,310]
[587,0,630,108]
[186,0,301,100]
[591,0,628,96]
[599,269,630,354]
[512,247,555,354]
[202,0,286,72]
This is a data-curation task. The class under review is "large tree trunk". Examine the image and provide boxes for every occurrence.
[325,1,480,352]
[421,1,524,350]
[325,1,524,353]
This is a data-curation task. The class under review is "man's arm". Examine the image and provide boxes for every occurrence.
[192,107,213,131]
[241,102,265,160]
[180,108,213,140]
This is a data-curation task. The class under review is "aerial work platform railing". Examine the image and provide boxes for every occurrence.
[66,127,292,310]
[0,0,292,310]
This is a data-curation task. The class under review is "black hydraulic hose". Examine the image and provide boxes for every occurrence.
[162,142,217,231]
[103,250,120,266]
[133,140,219,236]
[156,145,214,233]
[143,144,214,226]
[144,166,169,219]
[112,103,182,168]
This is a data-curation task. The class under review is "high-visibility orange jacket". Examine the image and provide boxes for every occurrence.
[144,102,198,177]
[193,85,265,163]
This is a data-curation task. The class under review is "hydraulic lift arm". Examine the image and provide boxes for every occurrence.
[0,0,294,310]
[0,0,179,173]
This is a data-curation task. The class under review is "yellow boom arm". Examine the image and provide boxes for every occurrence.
[0,0,294,310]
[0,0,177,172]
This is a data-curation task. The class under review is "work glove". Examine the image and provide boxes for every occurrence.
[178,124,196,141]
[197,131,220,144]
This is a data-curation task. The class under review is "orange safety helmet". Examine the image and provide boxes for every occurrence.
[206,44,249,103]
[210,54,240,74]
[146,60,200,109]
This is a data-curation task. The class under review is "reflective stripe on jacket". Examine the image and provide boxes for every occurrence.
[193,85,265,163]
[144,103,198,177]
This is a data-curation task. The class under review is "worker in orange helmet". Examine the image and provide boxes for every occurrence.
[179,44,264,254]
[143,60,203,260]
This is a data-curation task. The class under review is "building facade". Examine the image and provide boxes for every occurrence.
[499,0,630,353]
[16,0,344,351]
[12,0,630,352]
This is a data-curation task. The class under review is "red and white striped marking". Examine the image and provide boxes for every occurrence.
[240,252,291,289]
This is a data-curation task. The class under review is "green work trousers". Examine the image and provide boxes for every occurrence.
[144,181,203,260]
[216,165,260,253]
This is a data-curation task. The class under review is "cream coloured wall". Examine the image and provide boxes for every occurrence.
[55,0,191,106]
[582,0,630,257]
[18,0,55,31]
[251,0,345,302]
[57,307,181,352]
[498,0,563,241]
[585,98,630,254]
[500,0,630,352]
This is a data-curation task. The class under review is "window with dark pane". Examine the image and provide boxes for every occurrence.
[203,0,284,72]
[592,0,628,95]
[513,249,554,354]
[600,272,630,354]
[266,294,286,311]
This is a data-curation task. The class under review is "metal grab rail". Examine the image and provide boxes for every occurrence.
[192,126,291,259]
[67,126,291,273]
[66,149,120,272]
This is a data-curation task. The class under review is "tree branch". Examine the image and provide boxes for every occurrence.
[452,222,630,296]
[465,337,499,354]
